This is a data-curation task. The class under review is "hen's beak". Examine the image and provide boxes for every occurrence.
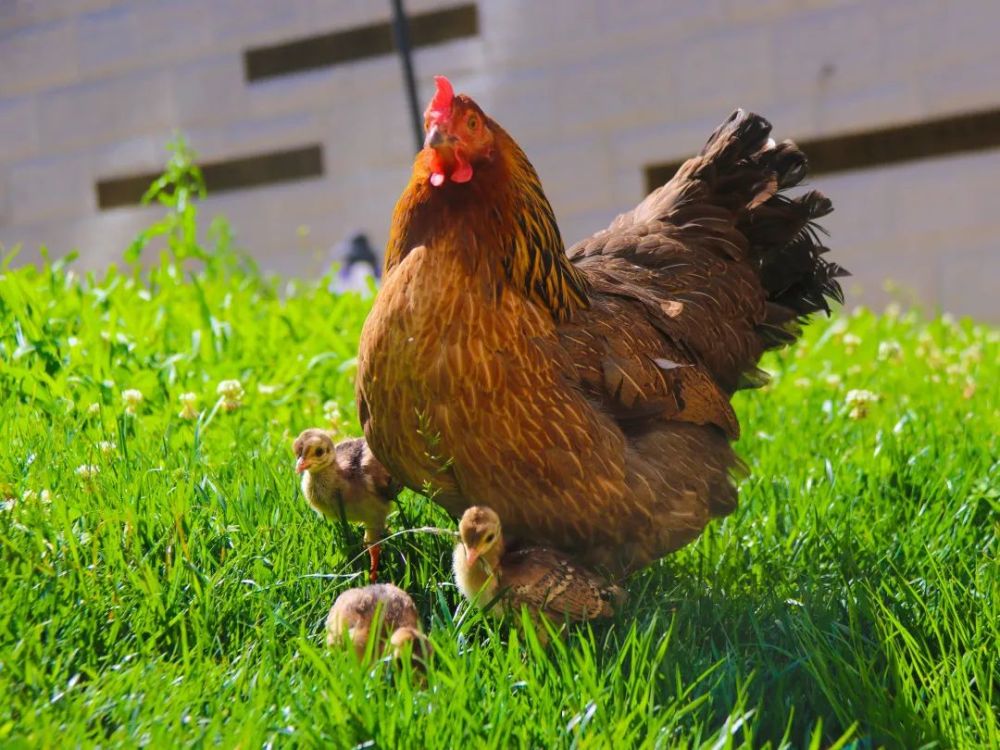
[464,544,480,567]
[424,124,455,151]
[295,456,309,474]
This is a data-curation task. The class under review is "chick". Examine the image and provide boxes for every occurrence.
[326,583,432,665]
[453,506,625,641]
[389,625,433,664]
[294,429,400,581]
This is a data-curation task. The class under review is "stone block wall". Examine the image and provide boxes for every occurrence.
[0,0,997,318]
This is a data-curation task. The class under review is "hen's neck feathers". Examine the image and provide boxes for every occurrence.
[386,122,590,322]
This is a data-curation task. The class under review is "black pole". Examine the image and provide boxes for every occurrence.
[390,0,424,153]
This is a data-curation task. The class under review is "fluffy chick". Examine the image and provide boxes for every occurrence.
[294,429,400,581]
[326,583,432,665]
[389,626,433,664]
[453,506,625,641]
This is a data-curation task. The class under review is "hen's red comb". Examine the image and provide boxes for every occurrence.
[425,75,454,120]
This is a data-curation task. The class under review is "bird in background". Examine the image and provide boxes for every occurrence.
[329,231,381,295]
[293,429,401,581]
[356,75,846,579]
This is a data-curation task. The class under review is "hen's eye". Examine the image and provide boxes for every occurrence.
[467,116,478,130]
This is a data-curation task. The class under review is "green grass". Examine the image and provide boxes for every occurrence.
[1,249,997,748]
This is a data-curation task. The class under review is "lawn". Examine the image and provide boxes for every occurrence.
[1,226,998,744]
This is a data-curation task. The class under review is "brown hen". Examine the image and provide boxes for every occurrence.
[357,76,845,578]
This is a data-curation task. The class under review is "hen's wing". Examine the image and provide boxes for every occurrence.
[500,547,625,621]
[553,293,740,438]
[565,110,846,402]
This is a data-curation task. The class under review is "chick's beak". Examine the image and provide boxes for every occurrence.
[295,456,309,474]
[464,544,479,567]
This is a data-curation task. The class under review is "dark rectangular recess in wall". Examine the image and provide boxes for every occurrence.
[244,3,479,82]
[644,107,1000,193]
[96,144,324,210]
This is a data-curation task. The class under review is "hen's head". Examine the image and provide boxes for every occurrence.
[422,76,495,187]
[293,428,336,474]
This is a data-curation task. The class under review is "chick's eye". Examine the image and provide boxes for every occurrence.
[484,533,494,544]
[315,448,325,457]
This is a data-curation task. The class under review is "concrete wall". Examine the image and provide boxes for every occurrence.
[0,0,997,319]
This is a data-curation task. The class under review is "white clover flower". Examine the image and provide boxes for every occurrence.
[842,333,862,354]
[323,400,343,429]
[87,402,101,416]
[217,380,244,400]
[845,389,878,420]
[877,340,902,362]
[794,377,812,389]
[257,383,281,396]
[960,345,982,366]
[21,489,52,506]
[846,365,863,376]
[178,392,200,420]
[76,464,100,480]
[825,374,843,388]
[98,441,117,456]
[122,389,144,415]
[217,379,244,412]
[846,389,878,405]
[884,303,901,320]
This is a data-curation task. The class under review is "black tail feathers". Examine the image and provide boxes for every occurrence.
[703,109,849,347]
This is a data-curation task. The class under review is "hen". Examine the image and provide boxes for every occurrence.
[357,76,845,577]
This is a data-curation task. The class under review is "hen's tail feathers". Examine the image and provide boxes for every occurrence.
[698,110,849,350]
